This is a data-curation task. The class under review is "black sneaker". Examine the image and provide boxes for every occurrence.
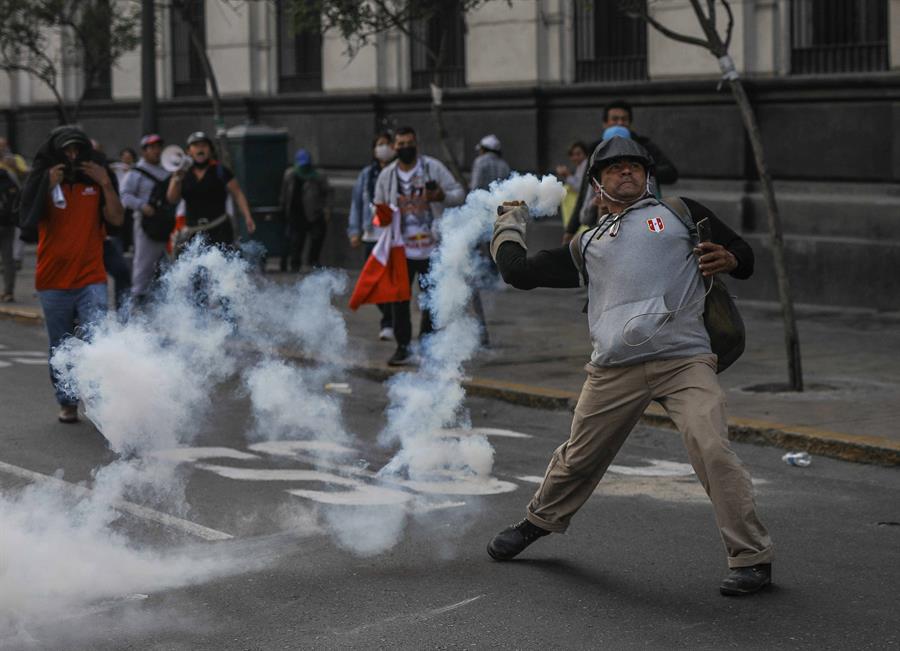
[719,563,772,596]
[387,345,413,366]
[487,519,550,561]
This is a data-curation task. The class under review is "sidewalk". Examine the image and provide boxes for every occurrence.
[4,246,899,465]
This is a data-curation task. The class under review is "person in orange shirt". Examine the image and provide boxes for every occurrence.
[19,126,124,423]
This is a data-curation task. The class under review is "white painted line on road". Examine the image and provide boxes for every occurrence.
[195,463,360,486]
[0,459,233,542]
[248,440,358,457]
[608,460,695,477]
[9,357,48,365]
[150,446,261,464]
[338,594,486,636]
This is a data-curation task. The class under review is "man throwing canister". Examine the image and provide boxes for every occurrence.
[486,137,774,597]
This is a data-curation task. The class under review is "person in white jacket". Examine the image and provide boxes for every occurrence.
[373,125,464,366]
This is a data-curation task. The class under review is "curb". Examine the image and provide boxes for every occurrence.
[0,305,43,325]
[338,356,900,467]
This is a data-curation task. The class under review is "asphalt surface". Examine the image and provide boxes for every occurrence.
[1,317,899,650]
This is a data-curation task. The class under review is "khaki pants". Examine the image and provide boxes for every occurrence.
[526,354,773,568]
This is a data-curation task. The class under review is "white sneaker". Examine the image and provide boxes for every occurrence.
[378,327,394,341]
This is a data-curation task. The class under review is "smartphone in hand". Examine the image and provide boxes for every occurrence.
[695,217,711,242]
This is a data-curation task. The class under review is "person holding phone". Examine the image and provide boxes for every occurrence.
[485,136,773,597]
[19,126,124,423]
[372,126,465,366]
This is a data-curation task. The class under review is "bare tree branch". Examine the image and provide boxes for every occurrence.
[722,0,735,50]
[621,1,710,49]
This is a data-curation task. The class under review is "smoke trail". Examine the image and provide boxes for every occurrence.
[379,174,565,481]
[1,240,354,640]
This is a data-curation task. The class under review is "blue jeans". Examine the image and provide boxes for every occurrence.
[38,283,108,406]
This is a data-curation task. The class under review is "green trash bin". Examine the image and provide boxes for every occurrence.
[226,123,288,261]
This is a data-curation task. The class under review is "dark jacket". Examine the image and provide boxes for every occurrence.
[19,126,116,232]
[279,167,331,226]
[566,131,678,235]
[501,197,752,291]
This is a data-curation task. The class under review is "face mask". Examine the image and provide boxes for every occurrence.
[396,146,417,165]
[374,144,394,162]
[193,159,209,169]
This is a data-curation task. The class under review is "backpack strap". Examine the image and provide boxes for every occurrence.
[133,166,165,184]
[660,196,698,242]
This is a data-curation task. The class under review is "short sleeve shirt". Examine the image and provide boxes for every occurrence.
[181,163,234,225]
[36,182,107,290]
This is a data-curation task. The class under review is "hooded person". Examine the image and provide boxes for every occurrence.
[485,136,774,597]
[279,148,331,270]
[18,125,125,423]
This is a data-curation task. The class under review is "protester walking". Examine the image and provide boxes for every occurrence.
[348,131,395,340]
[280,148,331,271]
[470,134,511,192]
[0,164,20,302]
[556,141,589,230]
[468,134,512,347]
[486,137,773,597]
[166,132,255,251]
[121,134,169,306]
[19,126,124,423]
[0,138,29,270]
[373,126,465,366]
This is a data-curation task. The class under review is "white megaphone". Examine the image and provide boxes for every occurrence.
[161,144,191,173]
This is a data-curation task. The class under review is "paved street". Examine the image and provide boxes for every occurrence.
[1,317,898,650]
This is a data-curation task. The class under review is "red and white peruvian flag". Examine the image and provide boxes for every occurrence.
[647,216,665,232]
[348,204,411,310]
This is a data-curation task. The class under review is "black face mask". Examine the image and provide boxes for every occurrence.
[396,146,417,165]
[193,159,210,169]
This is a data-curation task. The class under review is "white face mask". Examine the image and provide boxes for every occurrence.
[374,144,394,162]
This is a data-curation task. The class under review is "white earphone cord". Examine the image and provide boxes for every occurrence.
[620,277,714,347]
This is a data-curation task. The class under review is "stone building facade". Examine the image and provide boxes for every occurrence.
[2,0,899,308]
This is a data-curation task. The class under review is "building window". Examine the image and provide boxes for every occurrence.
[791,0,887,74]
[277,2,323,92]
[574,0,647,82]
[81,0,111,100]
[171,0,207,97]
[410,0,466,90]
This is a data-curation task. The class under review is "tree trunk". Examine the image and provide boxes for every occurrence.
[427,30,465,185]
[728,79,803,390]
[187,23,231,167]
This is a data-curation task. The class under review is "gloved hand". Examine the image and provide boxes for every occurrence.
[491,201,528,262]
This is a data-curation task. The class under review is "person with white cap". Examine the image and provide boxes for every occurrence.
[470,134,511,192]
[121,134,168,305]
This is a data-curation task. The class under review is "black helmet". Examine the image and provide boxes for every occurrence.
[587,137,654,181]
[186,131,212,147]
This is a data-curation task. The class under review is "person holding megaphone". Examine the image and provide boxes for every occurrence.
[165,131,255,251]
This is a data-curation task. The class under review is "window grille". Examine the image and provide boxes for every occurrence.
[791,0,887,74]
[575,0,647,82]
[277,1,323,92]
[410,0,466,89]
[171,0,207,97]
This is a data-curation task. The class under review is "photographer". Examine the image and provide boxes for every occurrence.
[485,137,773,597]
[19,125,124,423]
[373,126,464,366]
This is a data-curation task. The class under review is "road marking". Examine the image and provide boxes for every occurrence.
[247,440,357,457]
[608,459,695,477]
[195,463,359,486]
[150,447,261,463]
[338,594,485,636]
[0,459,233,542]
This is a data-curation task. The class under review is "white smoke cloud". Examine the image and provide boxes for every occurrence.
[0,240,354,641]
[378,174,565,481]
